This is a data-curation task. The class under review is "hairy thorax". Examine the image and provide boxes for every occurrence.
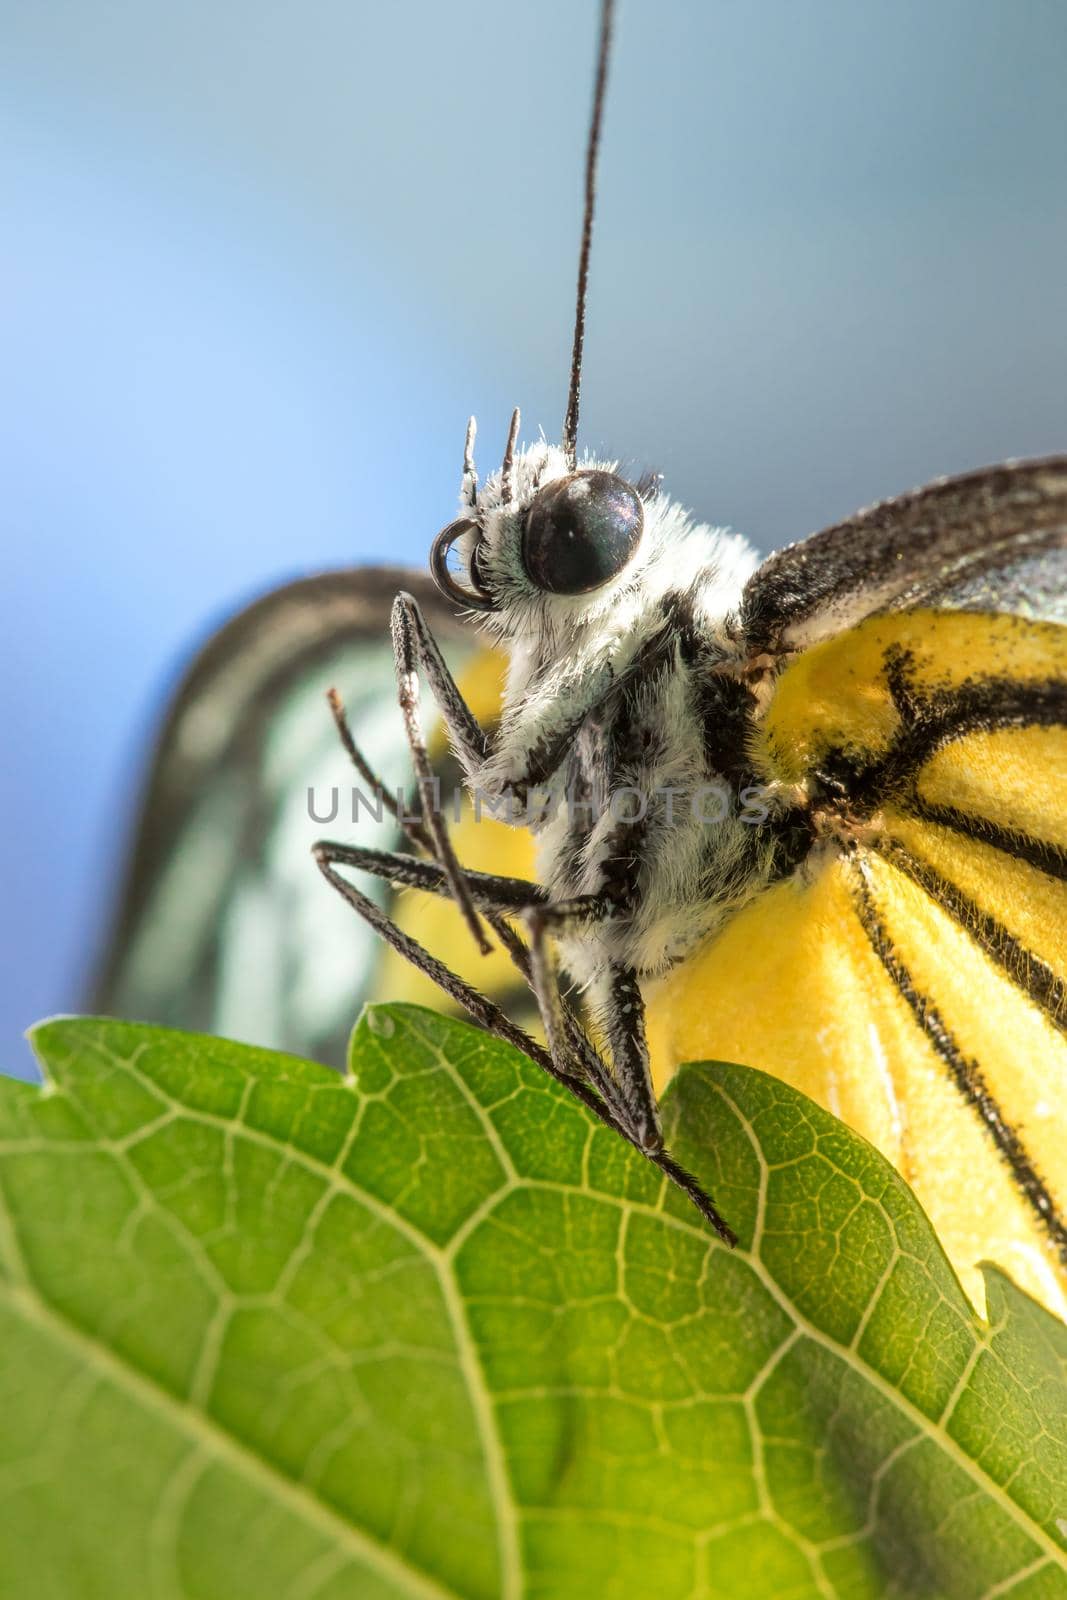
[526,634,778,983]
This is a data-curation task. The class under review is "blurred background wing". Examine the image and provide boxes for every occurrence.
[91,568,527,1067]
[648,459,1067,1317]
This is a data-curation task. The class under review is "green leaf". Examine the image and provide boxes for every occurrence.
[1,1008,1065,1600]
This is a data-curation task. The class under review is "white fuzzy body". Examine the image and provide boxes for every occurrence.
[452,441,780,991]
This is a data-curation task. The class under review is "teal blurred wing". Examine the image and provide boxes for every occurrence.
[93,568,477,1066]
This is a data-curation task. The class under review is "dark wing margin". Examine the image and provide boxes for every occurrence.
[740,456,1067,655]
[91,566,465,1033]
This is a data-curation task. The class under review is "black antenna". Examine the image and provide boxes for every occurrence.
[561,0,615,469]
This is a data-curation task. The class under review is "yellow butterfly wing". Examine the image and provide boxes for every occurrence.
[646,608,1067,1319]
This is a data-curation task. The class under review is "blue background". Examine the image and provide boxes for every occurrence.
[3,0,1066,1074]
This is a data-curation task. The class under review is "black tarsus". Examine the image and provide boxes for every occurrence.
[603,963,663,1152]
[315,844,612,1122]
[327,687,433,851]
[311,837,548,912]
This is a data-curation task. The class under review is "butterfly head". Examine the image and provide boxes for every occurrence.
[430,412,669,643]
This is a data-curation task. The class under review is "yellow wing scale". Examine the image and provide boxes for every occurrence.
[882,808,1067,1001]
[917,724,1067,850]
[645,858,920,1165]
[651,609,1067,1318]
[759,610,1063,780]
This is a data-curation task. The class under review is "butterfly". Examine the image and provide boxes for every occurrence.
[94,0,1067,1319]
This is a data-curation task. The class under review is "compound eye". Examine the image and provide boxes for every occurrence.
[521,471,644,595]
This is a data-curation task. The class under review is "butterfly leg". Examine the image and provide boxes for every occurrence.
[391,591,493,954]
[523,907,736,1243]
[567,956,735,1243]
[324,686,546,993]
[319,694,734,1242]
[523,905,661,1150]
[316,708,628,1118]
[600,964,662,1154]
[314,836,621,1107]
[313,838,548,912]
[313,838,627,1138]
